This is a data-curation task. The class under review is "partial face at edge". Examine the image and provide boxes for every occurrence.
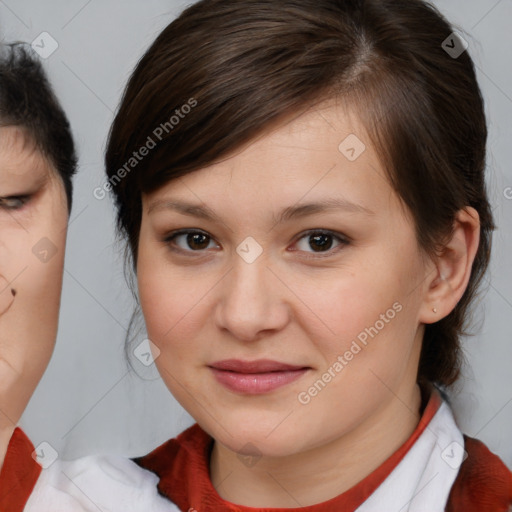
[0,126,68,427]
[137,101,430,457]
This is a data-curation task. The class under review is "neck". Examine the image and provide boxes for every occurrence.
[210,383,423,507]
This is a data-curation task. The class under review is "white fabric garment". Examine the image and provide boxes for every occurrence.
[24,453,180,512]
[24,395,464,512]
[357,399,465,512]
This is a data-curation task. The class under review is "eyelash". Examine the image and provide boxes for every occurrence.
[163,229,350,260]
[0,195,30,210]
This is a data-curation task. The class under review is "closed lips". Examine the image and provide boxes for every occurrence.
[209,359,310,373]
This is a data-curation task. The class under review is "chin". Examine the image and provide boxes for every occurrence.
[202,412,306,458]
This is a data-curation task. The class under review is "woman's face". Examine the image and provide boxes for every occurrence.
[0,126,68,426]
[137,101,432,458]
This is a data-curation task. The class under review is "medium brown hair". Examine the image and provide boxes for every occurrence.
[105,0,495,387]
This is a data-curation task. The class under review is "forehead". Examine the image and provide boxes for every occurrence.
[145,100,393,212]
[0,125,37,151]
[0,125,52,178]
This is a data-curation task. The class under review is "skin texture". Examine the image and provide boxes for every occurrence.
[0,126,68,469]
[137,100,480,507]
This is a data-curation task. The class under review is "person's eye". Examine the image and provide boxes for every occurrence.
[163,228,349,259]
[164,229,219,255]
[0,195,30,210]
[291,229,349,259]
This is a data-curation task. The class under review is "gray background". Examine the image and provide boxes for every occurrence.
[0,0,510,466]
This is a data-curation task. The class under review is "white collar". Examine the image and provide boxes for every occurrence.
[357,397,464,511]
[25,452,180,511]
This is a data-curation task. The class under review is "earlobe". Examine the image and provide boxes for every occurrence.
[0,275,15,316]
[420,207,480,324]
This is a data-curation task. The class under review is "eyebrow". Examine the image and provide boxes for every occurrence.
[147,197,375,224]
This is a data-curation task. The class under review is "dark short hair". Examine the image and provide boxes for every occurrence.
[0,42,77,211]
[105,0,495,387]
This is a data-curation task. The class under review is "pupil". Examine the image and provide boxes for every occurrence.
[188,233,209,250]
[311,233,332,252]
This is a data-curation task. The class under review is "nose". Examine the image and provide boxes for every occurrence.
[214,253,290,343]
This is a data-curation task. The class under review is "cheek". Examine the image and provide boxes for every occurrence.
[137,230,214,353]
[0,195,68,417]
[0,275,14,315]
[25,234,66,311]
[137,247,187,351]
[309,258,420,379]
[26,195,68,304]
[307,271,394,344]
[137,263,207,409]
[20,223,67,350]
[0,226,64,313]
[138,267,203,357]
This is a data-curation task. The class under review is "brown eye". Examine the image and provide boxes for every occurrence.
[306,232,335,252]
[0,195,29,210]
[292,230,349,259]
[164,229,217,253]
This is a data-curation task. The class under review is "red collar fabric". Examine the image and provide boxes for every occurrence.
[135,390,444,511]
[0,427,41,512]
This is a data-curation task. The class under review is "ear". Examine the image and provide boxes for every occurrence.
[419,207,480,324]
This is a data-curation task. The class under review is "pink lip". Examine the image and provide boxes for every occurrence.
[209,359,310,394]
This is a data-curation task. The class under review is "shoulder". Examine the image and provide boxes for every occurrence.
[446,435,512,512]
[24,454,180,512]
